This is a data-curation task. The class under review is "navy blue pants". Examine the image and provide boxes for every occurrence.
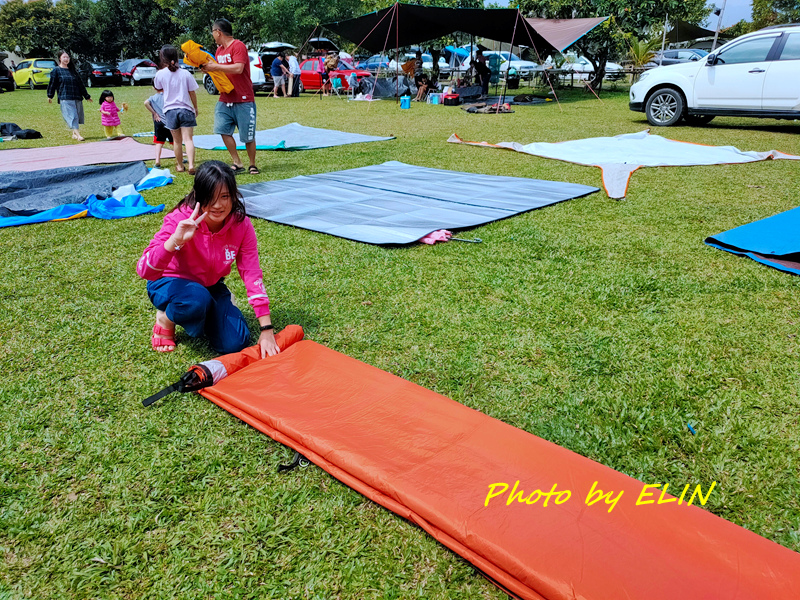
[147,277,251,354]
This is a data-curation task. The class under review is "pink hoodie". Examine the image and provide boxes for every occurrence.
[137,205,270,317]
[101,101,121,127]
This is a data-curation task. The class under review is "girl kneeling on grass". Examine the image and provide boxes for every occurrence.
[136,161,279,357]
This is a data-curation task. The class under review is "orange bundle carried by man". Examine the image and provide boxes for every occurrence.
[181,40,234,94]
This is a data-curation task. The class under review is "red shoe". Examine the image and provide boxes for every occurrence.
[151,323,176,352]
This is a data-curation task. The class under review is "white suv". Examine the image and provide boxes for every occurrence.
[630,24,800,126]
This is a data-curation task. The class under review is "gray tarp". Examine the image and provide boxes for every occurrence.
[0,162,148,217]
[192,123,394,151]
[240,161,598,245]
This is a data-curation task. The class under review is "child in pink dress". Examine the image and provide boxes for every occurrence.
[99,90,125,138]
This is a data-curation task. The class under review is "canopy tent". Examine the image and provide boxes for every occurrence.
[323,3,558,56]
[525,17,609,53]
[666,19,730,44]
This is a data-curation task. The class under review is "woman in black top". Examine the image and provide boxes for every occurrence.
[46,50,92,141]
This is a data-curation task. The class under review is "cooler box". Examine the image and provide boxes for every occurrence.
[443,94,460,106]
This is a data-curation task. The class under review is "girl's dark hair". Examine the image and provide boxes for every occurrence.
[159,45,179,72]
[99,89,114,104]
[56,49,78,75]
[173,161,246,222]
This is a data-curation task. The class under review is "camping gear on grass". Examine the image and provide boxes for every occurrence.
[238,161,597,245]
[400,95,411,109]
[448,130,800,198]
[443,93,460,106]
[0,137,174,173]
[192,123,394,152]
[144,326,800,600]
[705,206,800,276]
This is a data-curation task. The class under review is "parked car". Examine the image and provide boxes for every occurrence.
[12,58,57,89]
[0,53,14,92]
[646,48,708,67]
[630,24,800,126]
[79,62,122,88]
[387,53,450,74]
[119,58,158,86]
[178,59,195,73]
[203,52,271,95]
[298,57,370,91]
[357,54,391,73]
[564,56,625,81]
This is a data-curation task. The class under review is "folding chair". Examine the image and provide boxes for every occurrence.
[330,77,348,99]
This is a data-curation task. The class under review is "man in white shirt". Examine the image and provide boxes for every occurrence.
[288,52,302,97]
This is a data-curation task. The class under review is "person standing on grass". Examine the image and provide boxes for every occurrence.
[288,51,302,97]
[137,160,279,356]
[46,49,92,141]
[270,51,290,98]
[144,90,173,168]
[154,45,199,175]
[200,18,259,175]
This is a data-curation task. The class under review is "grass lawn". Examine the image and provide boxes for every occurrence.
[1,81,799,598]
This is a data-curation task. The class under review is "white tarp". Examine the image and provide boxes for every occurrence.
[448,130,799,198]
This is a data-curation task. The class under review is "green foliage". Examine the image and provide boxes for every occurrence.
[752,0,800,30]
[515,0,710,90]
[0,0,93,58]
[626,34,659,68]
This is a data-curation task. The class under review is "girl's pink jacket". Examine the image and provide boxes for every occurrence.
[101,101,121,127]
[137,205,270,317]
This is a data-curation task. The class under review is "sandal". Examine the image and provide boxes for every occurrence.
[154,162,162,168]
[248,165,260,175]
[188,167,196,175]
[175,165,186,173]
[151,323,176,352]
[231,164,246,175]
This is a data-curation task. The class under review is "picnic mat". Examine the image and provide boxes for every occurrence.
[192,122,394,151]
[705,206,800,275]
[448,130,800,199]
[0,137,171,172]
[239,161,598,244]
[171,328,800,600]
[1,162,149,216]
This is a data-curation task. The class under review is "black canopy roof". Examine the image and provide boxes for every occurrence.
[324,3,557,55]
[666,20,730,43]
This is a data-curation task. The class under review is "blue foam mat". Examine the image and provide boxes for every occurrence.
[240,161,598,245]
[705,206,800,275]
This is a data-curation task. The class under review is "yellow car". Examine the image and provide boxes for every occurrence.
[13,58,57,89]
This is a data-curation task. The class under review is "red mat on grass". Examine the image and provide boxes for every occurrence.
[190,327,800,600]
[0,137,172,172]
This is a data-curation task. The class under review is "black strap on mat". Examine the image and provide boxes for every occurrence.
[278,451,310,473]
[143,382,180,407]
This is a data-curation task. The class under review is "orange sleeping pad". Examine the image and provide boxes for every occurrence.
[156,326,800,599]
[180,40,233,94]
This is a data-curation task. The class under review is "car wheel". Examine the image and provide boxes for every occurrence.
[86,76,93,88]
[298,80,304,94]
[684,114,715,126]
[28,78,36,90]
[204,76,218,95]
[645,88,684,127]
[129,77,136,86]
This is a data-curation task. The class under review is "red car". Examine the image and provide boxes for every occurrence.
[298,58,370,91]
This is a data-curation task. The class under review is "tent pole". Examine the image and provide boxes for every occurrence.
[711,0,727,52]
[395,2,400,102]
[659,13,667,66]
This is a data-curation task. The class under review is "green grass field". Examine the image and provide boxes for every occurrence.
[1,81,799,599]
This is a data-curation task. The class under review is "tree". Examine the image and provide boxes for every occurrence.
[0,0,93,58]
[752,0,800,30]
[515,0,710,91]
[89,0,182,61]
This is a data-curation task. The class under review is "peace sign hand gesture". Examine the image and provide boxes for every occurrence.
[167,203,207,251]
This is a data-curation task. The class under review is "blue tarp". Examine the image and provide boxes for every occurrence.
[192,123,394,151]
[705,207,800,276]
[0,193,164,228]
[240,161,598,245]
